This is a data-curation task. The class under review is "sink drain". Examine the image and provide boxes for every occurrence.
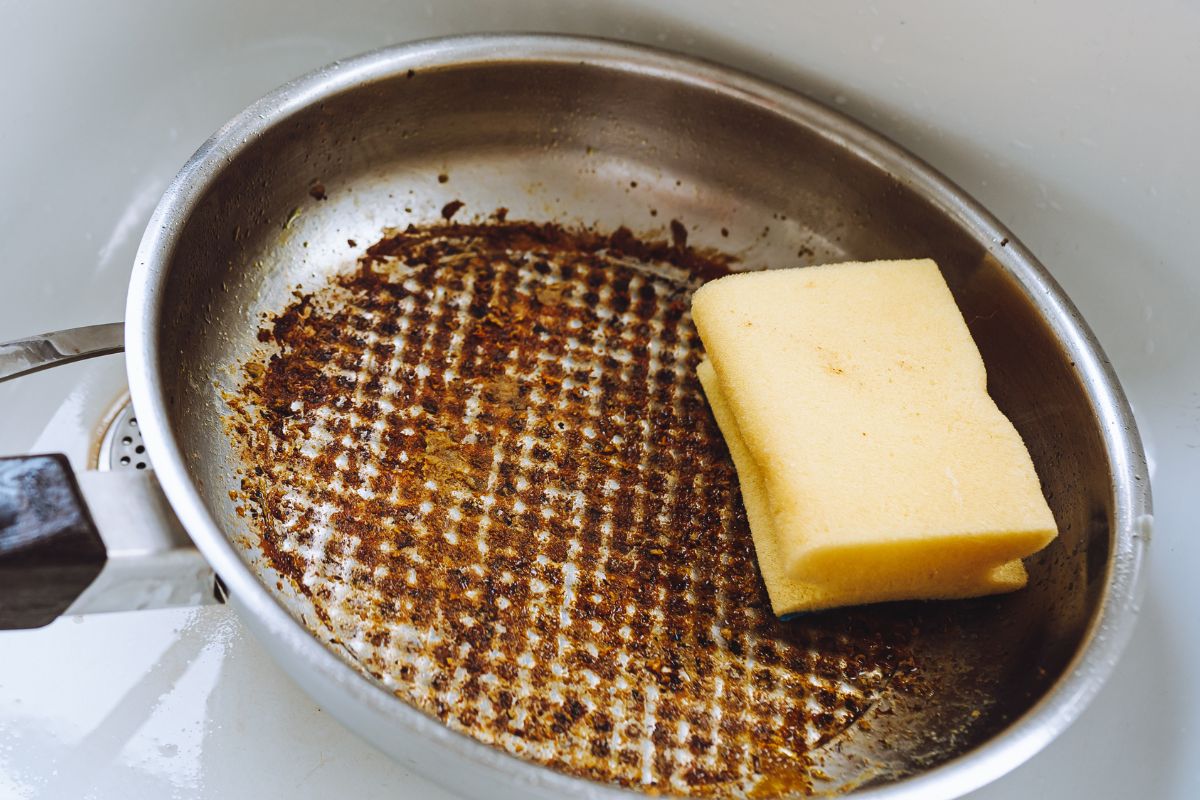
[97,400,151,472]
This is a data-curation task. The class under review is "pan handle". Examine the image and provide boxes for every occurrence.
[0,324,222,629]
[0,454,221,629]
[0,454,107,628]
[0,322,125,383]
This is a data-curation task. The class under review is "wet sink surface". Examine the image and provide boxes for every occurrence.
[1,2,1197,799]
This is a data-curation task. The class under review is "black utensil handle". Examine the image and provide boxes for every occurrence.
[0,454,107,629]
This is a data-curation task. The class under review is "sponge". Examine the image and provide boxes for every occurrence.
[691,260,1056,616]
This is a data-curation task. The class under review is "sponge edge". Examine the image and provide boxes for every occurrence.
[698,359,1027,615]
[691,260,1057,595]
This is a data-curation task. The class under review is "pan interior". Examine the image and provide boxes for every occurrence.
[154,55,1112,796]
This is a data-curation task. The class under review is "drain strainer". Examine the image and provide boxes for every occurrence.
[97,400,151,472]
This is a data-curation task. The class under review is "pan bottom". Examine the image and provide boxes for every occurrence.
[224,219,923,797]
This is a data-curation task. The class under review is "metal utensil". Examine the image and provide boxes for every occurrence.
[0,35,1150,799]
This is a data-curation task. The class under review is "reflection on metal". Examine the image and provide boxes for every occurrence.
[65,471,219,615]
[117,35,1151,800]
[0,323,125,383]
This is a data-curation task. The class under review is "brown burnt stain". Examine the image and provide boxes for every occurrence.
[224,219,919,798]
[670,219,688,249]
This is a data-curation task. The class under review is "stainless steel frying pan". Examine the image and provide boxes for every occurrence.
[0,35,1150,799]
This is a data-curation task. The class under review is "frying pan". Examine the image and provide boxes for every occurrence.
[0,35,1150,799]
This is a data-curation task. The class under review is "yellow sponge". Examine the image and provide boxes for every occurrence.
[692,260,1056,616]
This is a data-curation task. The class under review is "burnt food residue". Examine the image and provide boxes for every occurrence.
[224,219,918,798]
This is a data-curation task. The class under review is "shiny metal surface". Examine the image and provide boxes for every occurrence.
[0,323,208,618]
[97,400,152,472]
[0,322,125,383]
[0,332,205,617]
[65,471,217,615]
[220,221,916,796]
[122,36,1149,799]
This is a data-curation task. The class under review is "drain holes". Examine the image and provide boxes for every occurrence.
[98,400,152,472]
